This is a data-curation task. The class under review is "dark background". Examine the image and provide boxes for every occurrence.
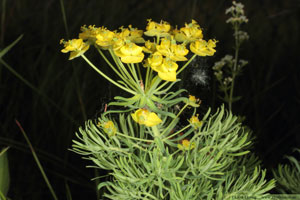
[0,0,299,199]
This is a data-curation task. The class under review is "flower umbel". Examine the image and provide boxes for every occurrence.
[156,58,178,82]
[189,115,203,129]
[144,19,171,37]
[190,39,217,57]
[98,120,117,137]
[178,139,195,151]
[60,38,89,60]
[186,95,201,107]
[95,27,115,49]
[156,38,189,61]
[115,42,144,63]
[174,19,203,43]
[131,108,162,127]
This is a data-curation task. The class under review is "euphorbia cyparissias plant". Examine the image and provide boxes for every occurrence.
[61,18,274,199]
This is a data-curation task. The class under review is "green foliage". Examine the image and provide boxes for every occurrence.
[73,106,275,199]
[273,149,300,194]
[0,147,10,199]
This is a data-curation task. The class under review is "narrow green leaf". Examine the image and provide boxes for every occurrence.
[0,35,23,58]
[0,147,10,197]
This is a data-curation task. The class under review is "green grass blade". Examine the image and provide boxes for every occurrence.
[15,120,58,200]
[0,35,23,58]
[0,147,10,198]
[0,0,7,45]
[65,181,72,200]
[59,0,69,38]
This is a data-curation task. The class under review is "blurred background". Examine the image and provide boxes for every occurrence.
[0,0,299,199]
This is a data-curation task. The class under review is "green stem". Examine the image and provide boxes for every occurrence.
[152,126,165,154]
[144,66,151,91]
[146,76,162,96]
[177,54,197,75]
[131,63,144,93]
[59,0,69,38]
[116,132,153,143]
[152,80,171,95]
[96,47,136,91]
[152,125,160,137]
[228,25,240,111]
[151,54,197,95]
[164,124,192,141]
[136,63,143,82]
[81,54,136,95]
[161,103,188,136]
[129,64,142,88]
[108,49,139,90]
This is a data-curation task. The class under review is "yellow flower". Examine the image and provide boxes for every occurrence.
[171,43,189,61]
[116,42,145,63]
[128,25,145,43]
[186,95,201,107]
[143,40,156,53]
[131,108,162,127]
[190,39,217,56]
[189,115,203,129]
[175,20,203,43]
[156,58,178,82]
[112,37,125,53]
[144,19,171,37]
[156,38,188,61]
[95,27,115,49]
[99,120,117,137]
[60,38,89,60]
[156,38,171,54]
[189,95,197,102]
[79,25,101,42]
[177,139,195,150]
[147,52,163,71]
[117,25,145,43]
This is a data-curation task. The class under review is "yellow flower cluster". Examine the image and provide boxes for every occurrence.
[186,95,201,107]
[144,19,171,37]
[189,114,203,129]
[177,139,196,151]
[174,20,203,43]
[60,38,89,60]
[131,108,162,127]
[60,19,217,80]
[97,120,117,137]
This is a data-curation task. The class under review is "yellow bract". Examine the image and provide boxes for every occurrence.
[99,120,117,137]
[144,19,171,37]
[178,139,195,150]
[115,42,145,63]
[174,20,203,43]
[143,40,157,53]
[189,115,203,129]
[131,108,162,127]
[190,39,217,56]
[79,25,101,41]
[186,95,201,107]
[95,28,115,49]
[60,38,89,60]
[148,52,163,70]
[117,25,145,43]
[156,38,189,61]
[157,58,178,82]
